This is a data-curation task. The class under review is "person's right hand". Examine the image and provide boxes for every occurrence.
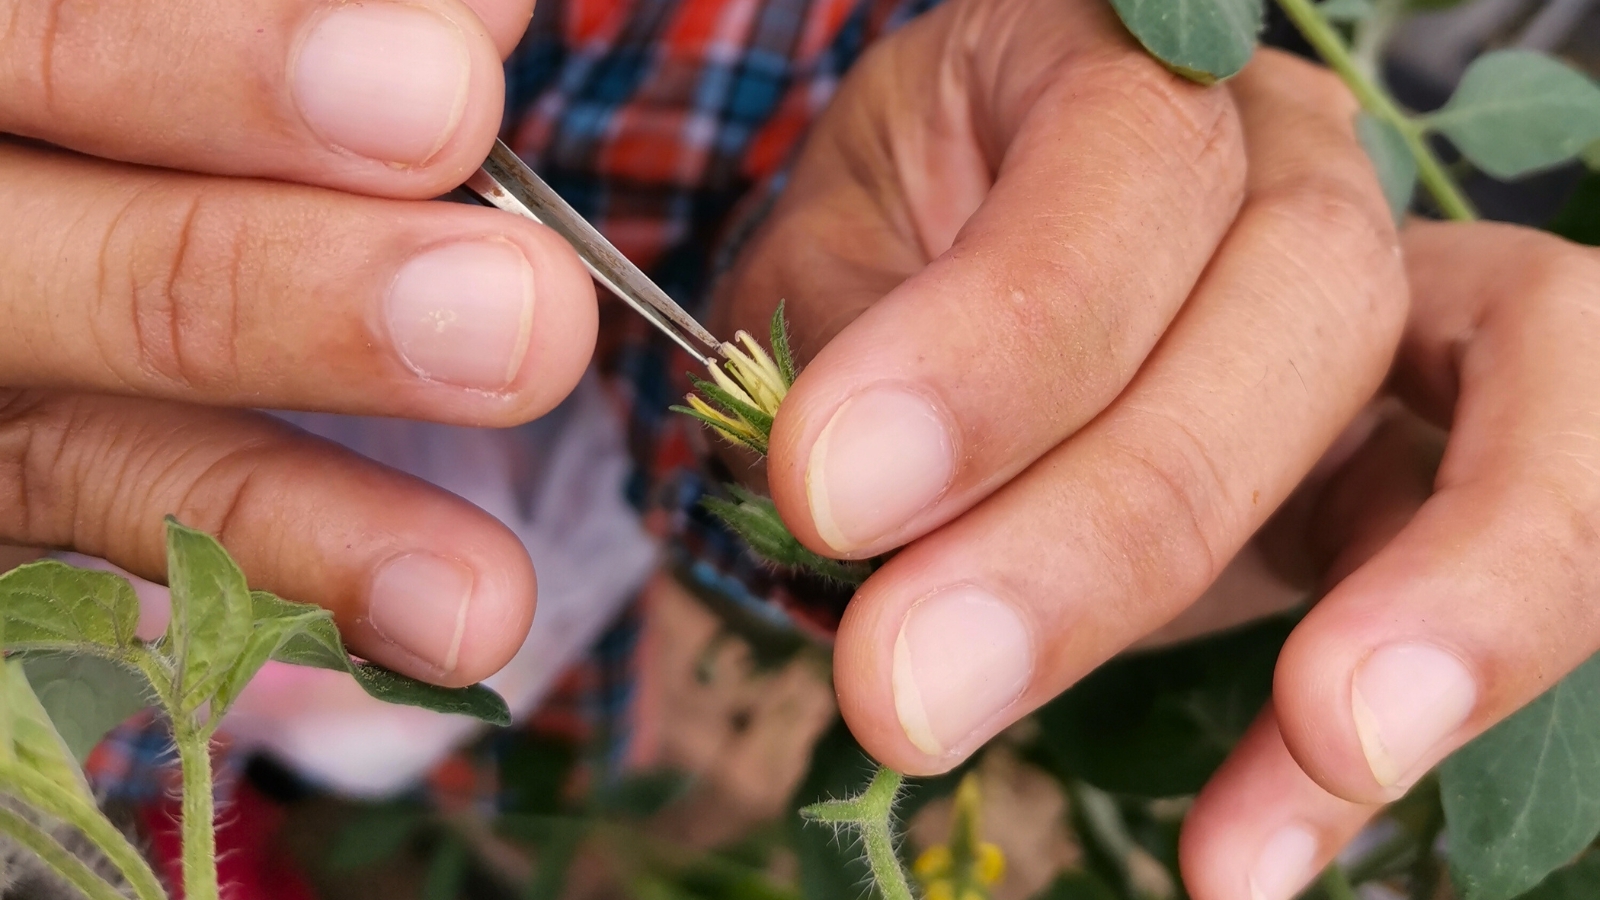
[0,0,599,686]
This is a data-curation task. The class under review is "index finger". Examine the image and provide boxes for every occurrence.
[0,0,522,198]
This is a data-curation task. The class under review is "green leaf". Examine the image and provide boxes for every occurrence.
[702,488,873,585]
[325,805,426,872]
[1033,616,1293,797]
[769,301,797,386]
[1356,113,1418,223]
[1317,0,1373,22]
[0,560,142,654]
[1441,653,1600,900]
[161,517,253,710]
[211,591,332,713]
[421,836,468,900]
[1108,0,1263,84]
[265,592,510,725]
[591,770,693,818]
[1547,170,1600,246]
[1030,871,1120,900]
[1429,50,1600,179]
[0,659,94,801]
[21,654,151,763]
[1582,140,1600,171]
[1513,853,1600,900]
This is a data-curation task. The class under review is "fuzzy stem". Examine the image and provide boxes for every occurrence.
[0,802,135,900]
[1,768,168,900]
[176,723,219,900]
[801,767,915,900]
[1274,0,1477,221]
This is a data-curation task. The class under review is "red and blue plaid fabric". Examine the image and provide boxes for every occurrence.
[84,0,944,869]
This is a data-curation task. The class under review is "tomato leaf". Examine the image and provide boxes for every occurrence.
[1356,112,1418,223]
[1441,653,1600,900]
[1430,51,1600,179]
[1108,0,1264,84]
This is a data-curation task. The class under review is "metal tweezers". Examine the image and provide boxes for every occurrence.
[461,139,724,367]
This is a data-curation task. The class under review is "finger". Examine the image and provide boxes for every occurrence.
[1274,224,1600,803]
[761,0,1247,558]
[1181,710,1380,900]
[0,391,537,685]
[0,0,508,197]
[459,0,538,56]
[830,51,1405,773]
[0,141,596,425]
[1181,415,1441,900]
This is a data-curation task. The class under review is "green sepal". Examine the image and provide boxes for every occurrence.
[769,300,797,386]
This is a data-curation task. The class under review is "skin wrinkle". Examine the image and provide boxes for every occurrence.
[163,194,203,390]
[37,0,67,113]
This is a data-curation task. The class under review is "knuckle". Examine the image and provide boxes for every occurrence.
[1083,54,1245,187]
[0,391,70,545]
[102,188,248,392]
[1519,238,1600,317]
[1254,172,1408,342]
[1092,426,1227,603]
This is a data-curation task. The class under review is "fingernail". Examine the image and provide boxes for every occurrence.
[1249,825,1318,900]
[1352,643,1477,787]
[806,386,955,552]
[292,3,471,165]
[892,586,1032,757]
[386,240,536,391]
[368,554,475,676]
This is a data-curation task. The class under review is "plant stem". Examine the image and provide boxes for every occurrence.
[1,769,169,900]
[1273,0,1478,221]
[1319,863,1360,900]
[0,802,137,900]
[176,724,219,900]
[800,767,914,900]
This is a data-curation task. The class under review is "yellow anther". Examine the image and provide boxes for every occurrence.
[975,843,1006,886]
[913,845,953,881]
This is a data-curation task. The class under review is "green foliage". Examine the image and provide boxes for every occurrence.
[0,659,94,802]
[1032,617,1291,797]
[1547,170,1600,246]
[1031,871,1121,900]
[1107,0,1264,83]
[164,519,255,711]
[0,562,142,654]
[1440,653,1600,900]
[0,518,513,900]
[325,805,428,872]
[1512,853,1600,900]
[1356,112,1418,222]
[1428,51,1600,179]
[1315,0,1373,22]
[21,654,149,763]
[702,488,874,585]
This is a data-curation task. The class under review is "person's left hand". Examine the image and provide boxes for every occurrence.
[715,0,1405,781]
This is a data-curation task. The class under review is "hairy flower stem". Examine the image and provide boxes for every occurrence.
[177,724,219,900]
[1274,0,1478,221]
[801,767,914,900]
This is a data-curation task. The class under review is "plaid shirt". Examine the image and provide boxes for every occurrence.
[88,0,943,836]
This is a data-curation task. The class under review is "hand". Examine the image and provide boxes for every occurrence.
[1179,223,1600,899]
[0,0,598,685]
[718,0,1401,766]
